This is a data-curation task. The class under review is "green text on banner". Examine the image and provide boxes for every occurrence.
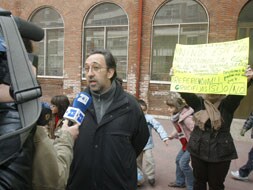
[170,37,249,95]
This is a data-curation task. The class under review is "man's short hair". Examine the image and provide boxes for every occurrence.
[88,49,117,81]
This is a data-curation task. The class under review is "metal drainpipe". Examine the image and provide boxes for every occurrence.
[136,0,143,98]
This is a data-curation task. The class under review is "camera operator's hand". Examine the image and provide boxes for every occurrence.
[0,84,14,102]
[61,119,80,140]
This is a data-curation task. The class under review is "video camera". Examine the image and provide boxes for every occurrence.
[0,7,44,165]
[0,7,44,85]
[0,8,44,41]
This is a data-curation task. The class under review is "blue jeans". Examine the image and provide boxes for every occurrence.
[239,147,253,177]
[175,149,194,190]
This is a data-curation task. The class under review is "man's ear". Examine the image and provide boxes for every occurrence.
[107,68,115,79]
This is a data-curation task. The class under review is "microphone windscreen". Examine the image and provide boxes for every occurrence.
[63,92,92,125]
[72,92,92,113]
[13,16,44,41]
[64,107,84,125]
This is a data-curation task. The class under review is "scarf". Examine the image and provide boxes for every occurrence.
[171,112,180,122]
[193,99,222,131]
[171,112,187,151]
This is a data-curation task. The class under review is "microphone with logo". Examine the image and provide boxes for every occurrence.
[63,92,92,126]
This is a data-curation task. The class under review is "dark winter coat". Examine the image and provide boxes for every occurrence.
[67,82,149,190]
[0,102,34,190]
[180,93,244,162]
[242,111,253,139]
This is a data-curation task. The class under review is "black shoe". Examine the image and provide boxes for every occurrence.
[148,178,155,186]
[168,182,185,188]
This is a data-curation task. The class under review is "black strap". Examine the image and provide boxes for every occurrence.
[0,16,42,103]
[0,15,41,142]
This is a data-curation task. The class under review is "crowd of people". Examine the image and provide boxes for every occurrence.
[1,13,253,189]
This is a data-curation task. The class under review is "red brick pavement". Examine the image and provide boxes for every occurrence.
[137,118,253,190]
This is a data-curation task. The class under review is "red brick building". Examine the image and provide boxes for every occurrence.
[1,0,253,118]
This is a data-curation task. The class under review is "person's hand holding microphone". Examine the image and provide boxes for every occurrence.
[62,92,92,140]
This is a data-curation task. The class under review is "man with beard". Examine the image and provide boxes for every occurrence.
[67,49,149,190]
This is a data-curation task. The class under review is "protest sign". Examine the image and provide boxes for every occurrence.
[170,38,249,95]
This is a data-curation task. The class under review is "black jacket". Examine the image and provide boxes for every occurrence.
[180,93,243,162]
[242,111,253,139]
[0,103,34,190]
[67,83,149,190]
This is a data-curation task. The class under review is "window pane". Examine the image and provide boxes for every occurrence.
[83,3,129,79]
[107,27,128,79]
[151,26,178,81]
[250,28,253,66]
[179,24,208,44]
[46,29,64,76]
[250,28,253,38]
[238,1,253,22]
[238,28,247,39]
[34,40,45,75]
[152,0,208,81]
[30,7,64,77]
[30,7,63,28]
[154,0,208,25]
[237,1,253,68]
[83,28,104,77]
[85,3,128,26]
[84,28,104,55]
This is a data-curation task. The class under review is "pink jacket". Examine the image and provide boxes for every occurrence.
[170,107,195,141]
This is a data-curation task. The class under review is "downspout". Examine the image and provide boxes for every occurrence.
[136,0,143,98]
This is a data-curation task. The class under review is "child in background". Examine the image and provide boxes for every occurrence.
[166,92,194,190]
[49,95,70,139]
[137,99,169,186]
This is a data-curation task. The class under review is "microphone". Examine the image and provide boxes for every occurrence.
[13,16,44,41]
[0,8,44,41]
[63,92,92,125]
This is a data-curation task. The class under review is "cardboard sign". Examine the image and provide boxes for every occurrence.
[170,38,249,95]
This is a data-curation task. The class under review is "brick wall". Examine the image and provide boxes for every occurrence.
[1,0,251,118]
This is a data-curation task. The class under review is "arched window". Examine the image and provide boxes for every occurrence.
[234,0,253,118]
[151,0,208,81]
[238,1,253,76]
[83,3,128,80]
[30,7,64,77]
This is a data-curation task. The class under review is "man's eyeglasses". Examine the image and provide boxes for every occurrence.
[84,65,107,73]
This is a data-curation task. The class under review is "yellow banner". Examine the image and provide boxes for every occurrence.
[170,38,249,95]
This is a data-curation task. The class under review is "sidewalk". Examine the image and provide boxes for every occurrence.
[138,118,253,190]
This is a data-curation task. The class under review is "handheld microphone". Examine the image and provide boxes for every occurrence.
[13,16,44,42]
[63,92,92,125]
[0,8,44,41]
